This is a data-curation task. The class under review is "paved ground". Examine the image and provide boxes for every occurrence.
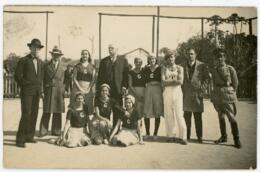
[3,98,257,169]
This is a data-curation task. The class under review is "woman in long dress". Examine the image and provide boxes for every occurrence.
[70,49,95,115]
[161,51,187,145]
[143,53,164,140]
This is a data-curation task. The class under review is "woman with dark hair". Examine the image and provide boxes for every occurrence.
[54,92,91,148]
[70,49,95,115]
[143,53,164,140]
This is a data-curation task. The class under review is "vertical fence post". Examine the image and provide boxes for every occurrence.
[99,13,102,60]
[156,6,160,57]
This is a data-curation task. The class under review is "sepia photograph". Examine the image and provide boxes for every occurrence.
[2,4,257,169]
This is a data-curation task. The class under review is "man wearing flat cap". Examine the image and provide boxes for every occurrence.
[14,38,45,148]
[39,46,66,137]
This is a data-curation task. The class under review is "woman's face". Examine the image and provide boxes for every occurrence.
[167,55,175,65]
[149,56,156,66]
[134,59,142,68]
[81,50,89,62]
[125,98,133,110]
[100,86,109,98]
[75,95,84,104]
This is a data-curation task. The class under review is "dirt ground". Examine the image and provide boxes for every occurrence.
[2,98,257,169]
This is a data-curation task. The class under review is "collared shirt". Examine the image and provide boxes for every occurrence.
[30,54,38,74]
[52,60,59,69]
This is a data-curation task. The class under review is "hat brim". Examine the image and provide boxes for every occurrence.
[27,43,44,48]
[49,51,63,56]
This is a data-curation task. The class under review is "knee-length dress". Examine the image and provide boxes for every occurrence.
[70,63,95,114]
[64,106,91,147]
[129,69,145,117]
[143,65,163,118]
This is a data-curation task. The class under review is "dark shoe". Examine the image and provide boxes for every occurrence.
[234,139,242,149]
[26,139,37,143]
[52,131,61,136]
[179,139,188,145]
[198,137,203,143]
[214,136,227,144]
[38,133,48,138]
[16,142,26,148]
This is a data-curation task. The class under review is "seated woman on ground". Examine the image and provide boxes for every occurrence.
[56,92,91,148]
[109,95,144,147]
[88,84,125,145]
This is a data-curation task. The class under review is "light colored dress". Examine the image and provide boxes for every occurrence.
[162,65,187,139]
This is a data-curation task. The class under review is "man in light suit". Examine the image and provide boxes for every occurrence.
[182,48,209,143]
[39,46,65,137]
[14,38,44,148]
[96,44,129,127]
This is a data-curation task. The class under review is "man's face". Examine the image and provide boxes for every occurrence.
[29,45,41,57]
[108,46,116,56]
[217,52,225,66]
[52,54,61,61]
[188,49,196,62]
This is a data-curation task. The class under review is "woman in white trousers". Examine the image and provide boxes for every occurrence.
[161,51,187,145]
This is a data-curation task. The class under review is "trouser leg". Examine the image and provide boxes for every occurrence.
[16,94,33,143]
[39,112,51,136]
[28,93,40,139]
[213,103,227,137]
[52,113,62,135]
[224,103,239,138]
[193,112,203,139]
[184,111,192,139]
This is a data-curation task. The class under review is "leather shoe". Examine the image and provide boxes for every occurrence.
[234,139,242,149]
[26,139,37,143]
[198,137,203,143]
[38,133,48,138]
[16,142,26,148]
[214,136,227,144]
[179,139,188,145]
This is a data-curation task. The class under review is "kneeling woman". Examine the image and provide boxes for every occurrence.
[59,92,91,148]
[89,84,125,145]
[109,95,144,146]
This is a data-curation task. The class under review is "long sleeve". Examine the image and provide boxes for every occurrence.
[14,58,30,87]
[122,57,129,89]
[96,59,105,91]
[230,66,239,91]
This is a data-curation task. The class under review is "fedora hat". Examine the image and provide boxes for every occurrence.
[27,38,44,48]
[49,46,63,56]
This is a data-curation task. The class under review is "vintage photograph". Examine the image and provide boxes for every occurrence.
[3,5,257,169]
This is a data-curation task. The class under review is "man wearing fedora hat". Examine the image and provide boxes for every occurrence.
[14,38,45,148]
[39,46,66,137]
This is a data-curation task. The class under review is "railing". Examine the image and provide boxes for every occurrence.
[3,73,20,98]
[3,73,256,99]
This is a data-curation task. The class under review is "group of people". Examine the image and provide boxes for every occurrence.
[14,38,242,149]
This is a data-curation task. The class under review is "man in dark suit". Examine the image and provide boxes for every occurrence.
[14,38,44,148]
[96,44,129,127]
[182,48,209,143]
[39,46,65,137]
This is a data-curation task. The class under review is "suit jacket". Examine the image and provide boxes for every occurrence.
[14,54,44,96]
[210,64,238,104]
[96,55,129,95]
[182,60,209,112]
[43,60,65,113]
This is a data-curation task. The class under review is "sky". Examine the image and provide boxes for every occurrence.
[3,6,257,62]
